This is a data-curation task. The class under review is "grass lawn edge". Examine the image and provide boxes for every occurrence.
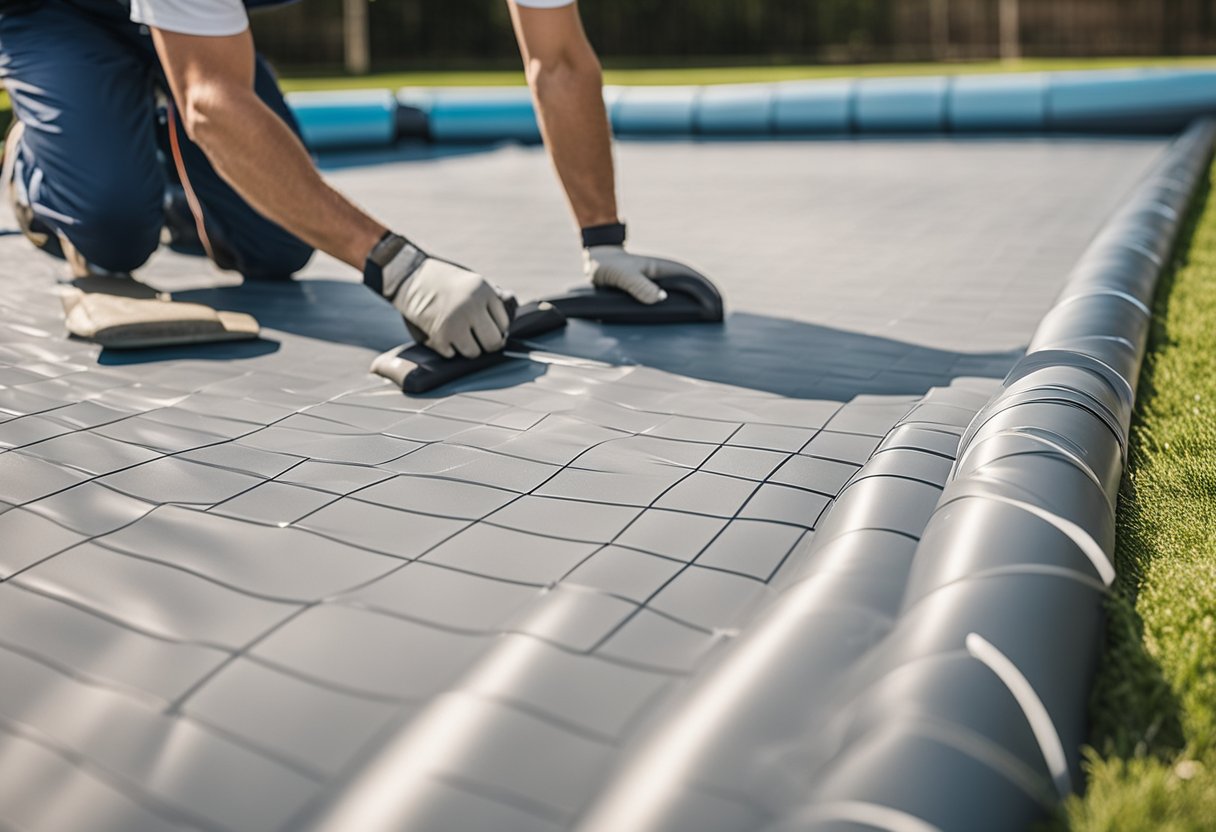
[1058,149,1216,832]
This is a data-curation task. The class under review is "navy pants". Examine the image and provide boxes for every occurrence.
[0,0,313,278]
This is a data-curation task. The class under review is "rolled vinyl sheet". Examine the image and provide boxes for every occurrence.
[611,86,699,135]
[814,119,1216,828]
[572,121,1216,832]
[812,451,1112,811]
[958,371,1130,485]
[1034,290,1151,346]
[788,659,1059,827]
[290,70,1216,148]
[772,79,855,134]
[854,76,950,133]
[810,564,1108,793]
[694,83,777,135]
[1056,250,1162,308]
[424,87,541,143]
[901,490,1114,601]
[1032,296,1150,371]
[1048,69,1216,134]
[286,90,398,150]
[1024,123,1215,390]
[948,73,1049,132]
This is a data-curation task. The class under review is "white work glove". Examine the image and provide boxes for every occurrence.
[365,233,511,359]
[585,245,695,305]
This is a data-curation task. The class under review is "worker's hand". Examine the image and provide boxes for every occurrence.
[585,245,700,305]
[368,235,512,359]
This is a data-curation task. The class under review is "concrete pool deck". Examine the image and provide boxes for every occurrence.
[0,136,1171,831]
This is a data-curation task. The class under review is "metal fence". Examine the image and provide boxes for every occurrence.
[250,0,1216,72]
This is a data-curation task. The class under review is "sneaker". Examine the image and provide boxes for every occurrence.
[2,119,63,259]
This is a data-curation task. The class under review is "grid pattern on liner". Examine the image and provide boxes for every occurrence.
[0,333,919,831]
[0,138,1166,832]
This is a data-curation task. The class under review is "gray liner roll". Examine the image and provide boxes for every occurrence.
[939,447,1118,549]
[838,570,1109,783]
[574,121,1214,832]
[978,364,1128,442]
[1030,338,1141,394]
[833,653,1056,794]
[1036,290,1151,345]
[1056,259,1161,309]
[900,498,1111,603]
[1004,348,1139,418]
[777,725,1048,831]
[960,378,1130,468]
[798,118,1214,830]
[954,410,1125,502]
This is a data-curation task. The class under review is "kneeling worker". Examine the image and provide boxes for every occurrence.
[1,0,699,358]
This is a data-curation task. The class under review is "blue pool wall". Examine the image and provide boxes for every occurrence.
[285,68,1216,150]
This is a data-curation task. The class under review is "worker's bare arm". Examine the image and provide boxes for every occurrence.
[510,2,695,306]
[151,26,386,268]
[509,1,618,229]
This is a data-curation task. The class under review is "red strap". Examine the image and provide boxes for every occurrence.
[165,101,216,262]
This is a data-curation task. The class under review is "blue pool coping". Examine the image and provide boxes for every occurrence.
[285,68,1216,150]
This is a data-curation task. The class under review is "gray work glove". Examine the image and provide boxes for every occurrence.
[365,233,511,359]
[584,221,704,305]
[584,246,678,305]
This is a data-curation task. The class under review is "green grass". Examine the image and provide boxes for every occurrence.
[1057,157,1216,830]
[276,55,1216,92]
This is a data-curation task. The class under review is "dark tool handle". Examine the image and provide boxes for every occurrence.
[543,272,724,324]
[373,301,567,395]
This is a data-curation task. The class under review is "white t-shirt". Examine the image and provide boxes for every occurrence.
[130,0,576,37]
